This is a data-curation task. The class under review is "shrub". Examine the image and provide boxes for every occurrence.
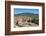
[31,16,39,24]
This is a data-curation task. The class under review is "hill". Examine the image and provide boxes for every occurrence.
[14,13,38,16]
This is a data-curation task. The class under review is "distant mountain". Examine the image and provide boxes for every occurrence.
[14,13,38,16]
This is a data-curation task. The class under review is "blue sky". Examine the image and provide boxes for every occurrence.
[14,8,39,14]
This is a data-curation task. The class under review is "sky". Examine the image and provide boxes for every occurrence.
[14,8,39,14]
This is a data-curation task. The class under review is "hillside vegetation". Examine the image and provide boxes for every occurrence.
[14,13,39,27]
